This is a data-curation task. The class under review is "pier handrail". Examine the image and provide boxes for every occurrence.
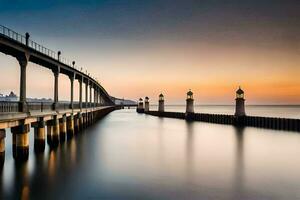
[0,24,113,104]
[0,25,75,70]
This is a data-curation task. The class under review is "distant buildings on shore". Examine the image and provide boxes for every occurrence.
[111,97,136,105]
[0,91,18,101]
[0,91,52,102]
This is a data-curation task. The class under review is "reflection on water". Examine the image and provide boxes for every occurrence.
[1,109,300,199]
[233,126,245,199]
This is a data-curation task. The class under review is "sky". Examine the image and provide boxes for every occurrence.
[0,0,299,104]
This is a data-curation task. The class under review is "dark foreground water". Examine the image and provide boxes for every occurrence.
[1,109,300,199]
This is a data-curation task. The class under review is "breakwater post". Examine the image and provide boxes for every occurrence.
[137,98,144,113]
[143,87,300,132]
[158,93,165,113]
[234,87,246,125]
[144,97,150,112]
[185,90,194,120]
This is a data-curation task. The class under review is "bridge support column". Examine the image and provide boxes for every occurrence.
[85,112,89,126]
[17,56,29,112]
[52,117,60,146]
[86,80,89,109]
[47,123,53,146]
[85,112,89,127]
[82,113,86,128]
[47,117,59,148]
[79,77,83,111]
[0,129,6,165]
[69,74,74,110]
[59,115,67,142]
[11,124,30,161]
[74,114,80,134]
[34,119,45,153]
[96,90,98,106]
[67,115,74,139]
[87,112,91,126]
[90,83,92,109]
[78,112,83,131]
[52,68,60,110]
[94,87,97,108]
[90,111,94,125]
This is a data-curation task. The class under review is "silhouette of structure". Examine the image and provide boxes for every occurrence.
[0,25,118,163]
[235,87,246,117]
[144,97,150,112]
[136,98,144,113]
[158,93,165,112]
[144,88,300,132]
[185,90,194,120]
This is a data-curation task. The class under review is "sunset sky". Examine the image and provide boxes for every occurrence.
[0,0,299,104]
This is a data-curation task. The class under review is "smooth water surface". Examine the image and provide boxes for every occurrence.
[1,109,300,199]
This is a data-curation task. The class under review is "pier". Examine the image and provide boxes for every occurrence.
[0,25,118,163]
[140,89,300,132]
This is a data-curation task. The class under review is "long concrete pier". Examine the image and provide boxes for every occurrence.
[144,111,300,132]
[139,88,300,133]
[0,25,119,165]
[0,106,117,163]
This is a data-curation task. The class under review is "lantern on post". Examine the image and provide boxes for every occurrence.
[137,98,144,113]
[144,96,150,112]
[158,93,164,112]
[235,86,246,117]
[186,89,194,114]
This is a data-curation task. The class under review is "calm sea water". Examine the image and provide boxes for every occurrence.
[1,107,300,199]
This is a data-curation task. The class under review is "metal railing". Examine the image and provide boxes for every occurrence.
[27,102,53,112]
[0,101,19,113]
[0,25,94,77]
[0,101,104,113]
[0,24,114,105]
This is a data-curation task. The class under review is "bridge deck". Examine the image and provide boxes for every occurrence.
[0,106,113,129]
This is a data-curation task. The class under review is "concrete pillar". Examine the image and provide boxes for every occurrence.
[46,117,59,148]
[137,98,144,113]
[82,113,86,128]
[90,83,92,108]
[86,80,89,109]
[186,90,194,113]
[11,124,30,161]
[86,112,91,126]
[34,119,45,153]
[79,77,83,111]
[52,116,60,146]
[17,56,29,112]
[53,67,60,110]
[74,114,80,134]
[99,91,102,106]
[94,88,98,107]
[85,112,89,127]
[0,129,6,165]
[235,87,246,117]
[59,115,67,142]
[158,93,165,112]
[67,115,74,139]
[47,124,52,146]
[89,111,93,125]
[78,112,83,131]
[69,74,74,110]
[144,97,150,112]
